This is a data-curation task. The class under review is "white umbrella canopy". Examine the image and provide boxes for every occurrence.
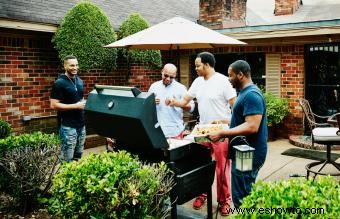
[105,16,246,49]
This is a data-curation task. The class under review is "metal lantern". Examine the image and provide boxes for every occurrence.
[233,144,255,172]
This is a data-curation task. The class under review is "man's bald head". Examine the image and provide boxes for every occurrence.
[162,63,177,86]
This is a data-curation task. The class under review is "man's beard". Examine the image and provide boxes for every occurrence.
[230,79,241,90]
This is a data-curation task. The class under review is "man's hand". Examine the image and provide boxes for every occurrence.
[165,97,176,106]
[155,97,160,105]
[208,130,223,142]
[76,99,86,109]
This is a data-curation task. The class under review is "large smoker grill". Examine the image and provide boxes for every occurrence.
[85,85,216,219]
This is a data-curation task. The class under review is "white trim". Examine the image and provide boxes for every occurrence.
[224,26,340,40]
[0,19,57,32]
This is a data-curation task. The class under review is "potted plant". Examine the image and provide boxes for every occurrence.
[264,92,289,140]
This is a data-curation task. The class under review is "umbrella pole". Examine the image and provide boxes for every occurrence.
[176,46,180,82]
[126,54,131,82]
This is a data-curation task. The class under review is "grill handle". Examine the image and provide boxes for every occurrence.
[94,84,141,97]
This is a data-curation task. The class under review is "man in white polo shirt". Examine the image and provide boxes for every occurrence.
[148,63,194,139]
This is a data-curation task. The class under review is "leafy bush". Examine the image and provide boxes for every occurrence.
[118,13,162,69]
[233,176,339,218]
[264,92,289,126]
[0,118,11,139]
[0,132,60,215]
[49,151,174,219]
[52,1,118,70]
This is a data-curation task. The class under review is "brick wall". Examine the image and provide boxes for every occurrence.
[0,28,161,135]
[199,0,247,29]
[275,0,301,16]
[279,45,305,136]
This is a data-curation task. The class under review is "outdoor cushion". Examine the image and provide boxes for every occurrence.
[312,127,340,142]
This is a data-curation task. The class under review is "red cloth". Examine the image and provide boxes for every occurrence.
[200,139,231,204]
[171,131,187,140]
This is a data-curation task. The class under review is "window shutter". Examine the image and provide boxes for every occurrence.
[179,55,190,88]
[265,54,281,96]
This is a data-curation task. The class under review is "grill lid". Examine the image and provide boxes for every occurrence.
[85,85,169,152]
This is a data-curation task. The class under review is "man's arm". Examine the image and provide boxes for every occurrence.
[166,94,193,108]
[229,96,236,108]
[209,114,263,142]
[181,104,192,112]
[50,98,86,111]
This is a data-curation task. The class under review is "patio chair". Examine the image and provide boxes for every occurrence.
[298,98,331,148]
[305,112,340,180]
[298,98,331,131]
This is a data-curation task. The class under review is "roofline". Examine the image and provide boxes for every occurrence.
[2,17,340,39]
[0,19,57,33]
[217,19,340,40]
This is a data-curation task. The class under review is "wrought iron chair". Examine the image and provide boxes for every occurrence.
[298,98,332,149]
[299,99,340,179]
[306,112,340,179]
[298,98,330,131]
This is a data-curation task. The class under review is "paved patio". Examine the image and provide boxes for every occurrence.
[83,138,340,218]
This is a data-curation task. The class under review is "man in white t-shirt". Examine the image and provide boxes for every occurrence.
[166,52,236,216]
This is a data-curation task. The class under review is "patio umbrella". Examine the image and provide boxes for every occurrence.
[105,16,245,50]
[105,16,246,78]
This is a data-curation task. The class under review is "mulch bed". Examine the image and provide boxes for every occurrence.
[0,193,55,219]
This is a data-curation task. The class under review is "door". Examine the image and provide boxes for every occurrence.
[305,44,340,118]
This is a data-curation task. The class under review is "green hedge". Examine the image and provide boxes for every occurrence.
[49,151,174,219]
[118,13,162,69]
[233,176,340,218]
[52,1,118,71]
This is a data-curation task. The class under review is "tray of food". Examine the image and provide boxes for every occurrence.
[187,123,228,142]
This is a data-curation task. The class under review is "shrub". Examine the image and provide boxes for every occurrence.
[0,119,11,139]
[52,1,118,71]
[233,176,340,218]
[118,13,162,69]
[49,151,174,219]
[264,92,289,126]
[0,132,60,215]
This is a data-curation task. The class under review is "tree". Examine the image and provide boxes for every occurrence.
[118,13,162,69]
[52,1,118,71]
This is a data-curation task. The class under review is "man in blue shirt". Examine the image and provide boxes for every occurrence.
[148,63,194,138]
[209,60,268,208]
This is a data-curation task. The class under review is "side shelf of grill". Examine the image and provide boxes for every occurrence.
[174,161,216,205]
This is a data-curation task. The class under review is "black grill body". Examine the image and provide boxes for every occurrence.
[85,85,215,219]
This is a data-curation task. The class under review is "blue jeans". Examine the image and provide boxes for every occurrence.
[231,160,262,208]
[59,125,86,162]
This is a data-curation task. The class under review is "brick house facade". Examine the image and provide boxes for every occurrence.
[1,0,340,142]
[0,28,162,135]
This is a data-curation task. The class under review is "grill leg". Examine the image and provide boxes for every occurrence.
[207,186,213,219]
[170,188,177,219]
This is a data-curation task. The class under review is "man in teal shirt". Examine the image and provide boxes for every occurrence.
[209,60,268,208]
